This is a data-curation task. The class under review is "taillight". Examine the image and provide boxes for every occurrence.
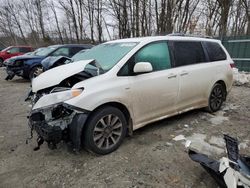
[230,63,235,68]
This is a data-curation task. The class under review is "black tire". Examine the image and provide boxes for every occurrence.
[83,106,127,155]
[0,58,3,67]
[29,66,43,80]
[206,83,226,113]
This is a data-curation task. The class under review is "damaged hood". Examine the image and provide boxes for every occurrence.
[32,59,94,92]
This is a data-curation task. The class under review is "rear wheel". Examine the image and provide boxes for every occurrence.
[83,106,127,155]
[29,66,43,80]
[206,83,226,112]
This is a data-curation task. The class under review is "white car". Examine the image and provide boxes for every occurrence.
[28,36,234,154]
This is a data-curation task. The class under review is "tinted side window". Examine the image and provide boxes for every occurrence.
[173,41,206,67]
[19,47,31,53]
[204,42,227,61]
[51,47,70,57]
[134,42,171,71]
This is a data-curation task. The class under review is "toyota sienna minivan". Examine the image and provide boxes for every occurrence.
[28,36,234,154]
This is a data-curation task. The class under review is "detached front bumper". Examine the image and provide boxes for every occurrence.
[29,104,89,151]
[5,66,24,80]
[32,121,63,147]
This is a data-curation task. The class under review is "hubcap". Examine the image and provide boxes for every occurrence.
[210,86,223,110]
[33,67,43,78]
[93,114,122,150]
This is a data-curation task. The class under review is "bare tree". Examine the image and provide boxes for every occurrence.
[50,1,64,44]
[242,0,250,35]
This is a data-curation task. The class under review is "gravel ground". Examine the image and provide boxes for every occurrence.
[0,67,250,188]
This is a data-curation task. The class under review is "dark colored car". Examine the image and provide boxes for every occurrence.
[5,44,93,80]
[0,46,33,66]
[41,49,89,71]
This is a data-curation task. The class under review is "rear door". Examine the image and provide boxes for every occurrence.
[119,41,179,128]
[169,40,213,111]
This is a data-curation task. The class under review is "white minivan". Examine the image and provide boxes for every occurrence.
[29,36,234,154]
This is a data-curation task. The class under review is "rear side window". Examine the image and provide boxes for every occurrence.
[134,42,171,71]
[19,47,31,53]
[204,42,227,61]
[172,41,206,67]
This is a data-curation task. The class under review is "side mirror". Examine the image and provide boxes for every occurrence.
[6,50,11,54]
[133,62,153,74]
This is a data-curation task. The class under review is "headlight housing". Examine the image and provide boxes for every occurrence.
[14,60,24,66]
[32,88,83,110]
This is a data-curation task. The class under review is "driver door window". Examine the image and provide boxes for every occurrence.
[119,42,171,76]
[8,47,19,54]
[134,42,171,71]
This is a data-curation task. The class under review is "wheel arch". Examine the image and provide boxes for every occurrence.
[87,101,133,135]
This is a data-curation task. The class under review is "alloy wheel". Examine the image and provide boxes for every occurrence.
[210,85,223,111]
[93,114,123,150]
[33,67,43,78]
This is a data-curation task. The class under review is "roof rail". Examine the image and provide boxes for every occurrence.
[167,33,213,39]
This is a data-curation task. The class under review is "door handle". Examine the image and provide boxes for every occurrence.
[168,73,177,79]
[180,71,188,76]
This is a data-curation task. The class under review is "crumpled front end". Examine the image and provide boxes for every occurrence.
[29,104,75,149]
[5,61,25,80]
[27,88,89,152]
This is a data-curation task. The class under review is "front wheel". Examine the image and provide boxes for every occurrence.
[83,106,127,155]
[206,83,226,112]
[29,66,43,80]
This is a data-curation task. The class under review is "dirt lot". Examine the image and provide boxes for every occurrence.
[0,67,250,188]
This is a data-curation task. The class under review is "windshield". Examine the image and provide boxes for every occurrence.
[72,42,138,71]
[71,50,87,61]
[31,47,45,55]
[35,46,56,56]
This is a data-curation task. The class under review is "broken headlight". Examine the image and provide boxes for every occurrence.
[32,88,83,111]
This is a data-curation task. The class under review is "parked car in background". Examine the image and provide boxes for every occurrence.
[0,46,33,66]
[3,47,46,67]
[41,49,90,72]
[5,44,93,80]
[28,36,234,155]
